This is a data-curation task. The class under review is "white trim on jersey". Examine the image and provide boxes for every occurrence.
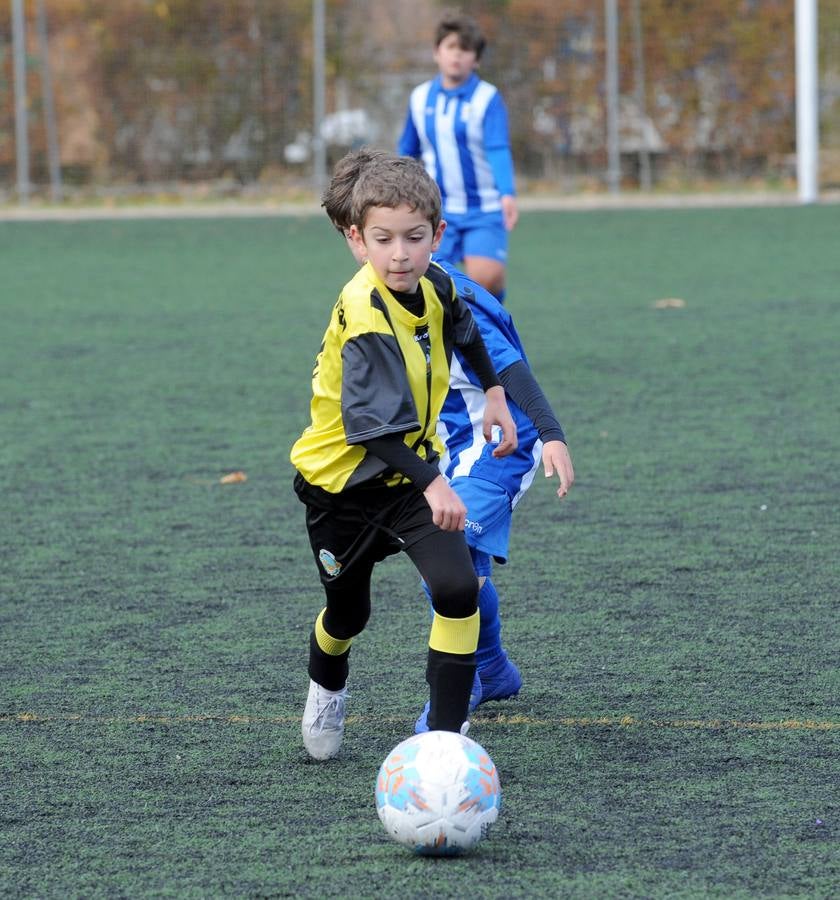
[409,82,437,186]
[440,356,490,479]
[435,92,467,214]
[464,82,501,214]
[511,440,543,509]
[408,78,502,215]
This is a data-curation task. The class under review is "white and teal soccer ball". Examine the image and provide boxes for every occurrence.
[375,730,501,855]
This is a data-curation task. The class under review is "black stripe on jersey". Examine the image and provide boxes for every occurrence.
[341,332,420,443]
[369,286,391,317]
[371,284,438,455]
[424,263,458,364]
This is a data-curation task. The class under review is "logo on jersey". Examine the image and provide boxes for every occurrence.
[318,549,342,577]
[465,518,484,535]
[414,327,432,367]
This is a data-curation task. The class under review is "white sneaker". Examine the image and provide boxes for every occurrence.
[301,679,347,760]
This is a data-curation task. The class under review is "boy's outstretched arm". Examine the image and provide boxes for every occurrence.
[499,360,575,498]
[452,295,518,458]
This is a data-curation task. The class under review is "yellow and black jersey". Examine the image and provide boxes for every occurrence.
[291,261,479,494]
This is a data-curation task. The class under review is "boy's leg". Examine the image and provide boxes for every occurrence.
[462,211,508,301]
[301,563,374,760]
[470,551,522,703]
[421,579,483,699]
[475,578,522,702]
[307,563,373,690]
[413,576,483,733]
[436,212,465,264]
[475,576,503,669]
[296,478,384,759]
[406,529,479,732]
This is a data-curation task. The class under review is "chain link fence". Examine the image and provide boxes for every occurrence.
[1,0,839,202]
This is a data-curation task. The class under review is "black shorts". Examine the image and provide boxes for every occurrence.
[294,473,443,586]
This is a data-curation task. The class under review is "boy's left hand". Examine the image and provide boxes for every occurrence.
[483,386,518,457]
[501,195,519,232]
[542,440,575,498]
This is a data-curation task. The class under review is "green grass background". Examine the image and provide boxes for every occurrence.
[1,206,838,898]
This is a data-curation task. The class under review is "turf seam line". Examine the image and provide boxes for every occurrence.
[1,713,837,730]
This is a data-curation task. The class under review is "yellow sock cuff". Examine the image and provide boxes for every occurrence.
[428,610,479,655]
[315,609,353,656]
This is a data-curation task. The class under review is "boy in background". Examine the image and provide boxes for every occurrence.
[291,155,517,760]
[321,149,574,733]
[398,13,518,302]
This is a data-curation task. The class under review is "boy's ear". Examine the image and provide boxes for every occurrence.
[346,224,368,266]
[348,224,365,249]
[430,219,447,252]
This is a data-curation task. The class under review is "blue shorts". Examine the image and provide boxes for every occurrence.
[438,210,508,265]
[450,475,513,566]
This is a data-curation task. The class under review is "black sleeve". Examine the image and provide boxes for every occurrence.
[450,287,501,392]
[459,329,501,392]
[361,434,441,490]
[499,360,566,444]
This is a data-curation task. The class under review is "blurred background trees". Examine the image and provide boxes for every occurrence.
[0,0,838,198]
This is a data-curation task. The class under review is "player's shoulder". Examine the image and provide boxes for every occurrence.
[331,265,383,329]
[431,257,507,316]
[469,76,499,102]
[410,79,436,102]
[424,261,456,302]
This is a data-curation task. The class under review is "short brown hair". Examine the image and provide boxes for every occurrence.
[351,156,442,232]
[435,14,486,60]
[321,147,390,232]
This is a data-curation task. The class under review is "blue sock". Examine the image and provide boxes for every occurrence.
[421,580,433,615]
[476,578,504,669]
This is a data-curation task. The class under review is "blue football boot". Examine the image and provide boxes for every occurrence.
[478,655,522,703]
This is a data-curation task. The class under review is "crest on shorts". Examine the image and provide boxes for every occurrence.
[318,548,341,577]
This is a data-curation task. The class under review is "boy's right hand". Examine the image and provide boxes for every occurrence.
[423,475,467,532]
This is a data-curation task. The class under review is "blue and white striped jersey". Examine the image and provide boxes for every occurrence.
[431,257,541,508]
[399,74,516,217]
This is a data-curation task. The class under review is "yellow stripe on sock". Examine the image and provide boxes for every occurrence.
[428,610,479,655]
[315,609,353,656]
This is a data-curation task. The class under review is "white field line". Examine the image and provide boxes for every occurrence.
[2,190,839,222]
[1,712,837,730]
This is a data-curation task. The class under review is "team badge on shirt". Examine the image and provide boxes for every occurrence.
[318,548,342,577]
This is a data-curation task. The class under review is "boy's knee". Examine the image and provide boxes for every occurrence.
[428,570,479,619]
[323,604,370,641]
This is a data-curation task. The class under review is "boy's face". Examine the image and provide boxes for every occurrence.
[434,32,478,88]
[350,204,445,294]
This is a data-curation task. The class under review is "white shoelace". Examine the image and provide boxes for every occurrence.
[310,690,347,736]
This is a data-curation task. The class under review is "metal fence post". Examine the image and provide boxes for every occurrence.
[12,0,31,203]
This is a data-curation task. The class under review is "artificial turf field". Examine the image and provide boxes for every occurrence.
[1,203,838,898]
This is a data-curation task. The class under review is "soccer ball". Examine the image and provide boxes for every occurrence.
[375,730,501,855]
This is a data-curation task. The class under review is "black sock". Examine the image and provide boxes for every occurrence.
[426,647,476,732]
[307,630,350,691]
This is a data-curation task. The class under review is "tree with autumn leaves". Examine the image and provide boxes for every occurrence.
[0,0,837,191]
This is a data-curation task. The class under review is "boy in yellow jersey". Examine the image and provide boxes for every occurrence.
[322,149,575,736]
[291,155,517,760]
